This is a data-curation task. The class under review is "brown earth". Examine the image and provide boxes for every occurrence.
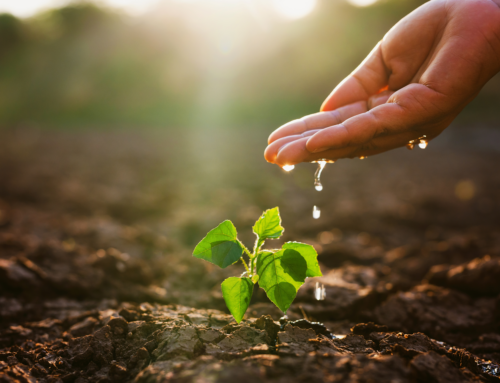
[0,126,500,382]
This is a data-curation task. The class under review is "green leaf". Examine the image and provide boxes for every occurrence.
[221,277,254,323]
[253,207,284,241]
[256,249,307,312]
[282,242,322,278]
[193,220,243,268]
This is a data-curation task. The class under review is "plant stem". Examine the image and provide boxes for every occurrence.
[240,241,254,259]
[249,256,254,276]
[239,240,255,276]
[253,238,264,255]
[241,257,250,275]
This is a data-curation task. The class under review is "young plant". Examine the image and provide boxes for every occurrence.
[192,207,322,323]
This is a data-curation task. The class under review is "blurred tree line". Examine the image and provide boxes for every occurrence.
[0,0,498,129]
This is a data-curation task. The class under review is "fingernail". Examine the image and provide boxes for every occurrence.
[310,147,327,153]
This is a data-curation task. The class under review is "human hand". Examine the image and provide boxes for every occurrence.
[265,0,500,167]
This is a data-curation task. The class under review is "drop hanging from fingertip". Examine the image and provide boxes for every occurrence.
[282,164,295,172]
[407,135,428,150]
[418,136,428,149]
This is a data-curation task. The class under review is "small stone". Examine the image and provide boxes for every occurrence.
[69,317,99,337]
[108,317,128,336]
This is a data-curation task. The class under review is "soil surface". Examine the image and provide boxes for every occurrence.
[1,126,500,382]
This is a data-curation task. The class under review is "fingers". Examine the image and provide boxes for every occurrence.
[275,128,438,166]
[268,101,369,144]
[307,83,447,154]
[306,109,390,153]
[265,91,395,164]
[274,140,357,166]
[272,137,363,166]
[321,42,390,112]
[368,90,394,109]
[306,104,398,153]
[264,135,303,163]
[273,137,310,166]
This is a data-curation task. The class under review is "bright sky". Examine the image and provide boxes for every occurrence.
[346,0,379,7]
[0,0,378,19]
[0,0,160,17]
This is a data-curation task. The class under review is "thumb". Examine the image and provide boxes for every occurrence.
[321,42,389,112]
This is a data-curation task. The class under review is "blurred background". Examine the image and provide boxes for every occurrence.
[0,0,499,129]
[0,0,499,314]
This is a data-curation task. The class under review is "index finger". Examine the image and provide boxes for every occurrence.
[268,101,368,144]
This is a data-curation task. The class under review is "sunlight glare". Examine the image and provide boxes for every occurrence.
[99,0,160,16]
[347,0,379,7]
[0,0,159,17]
[271,0,317,20]
[0,0,64,18]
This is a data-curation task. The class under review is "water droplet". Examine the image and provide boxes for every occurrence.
[406,140,415,150]
[282,165,295,172]
[313,205,321,219]
[359,156,367,160]
[315,282,325,300]
[313,160,327,192]
[417,135,428,149]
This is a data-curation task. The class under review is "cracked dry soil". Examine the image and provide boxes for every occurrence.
[1,128,500,382]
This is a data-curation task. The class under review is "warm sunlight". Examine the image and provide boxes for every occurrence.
[99,0,159,15]
[0,0,320,19]
[0,0,159,17]
[271,0,317,20]
[347,0,379,7]
[0,0,62,17]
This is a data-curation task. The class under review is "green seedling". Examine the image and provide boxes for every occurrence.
[193,207,322,323]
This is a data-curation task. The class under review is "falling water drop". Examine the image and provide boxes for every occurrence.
[313,205,321,219]
[282,164,295,172]
[406,141,415,150]
[315,282,326,301]
[313,160,327,192]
